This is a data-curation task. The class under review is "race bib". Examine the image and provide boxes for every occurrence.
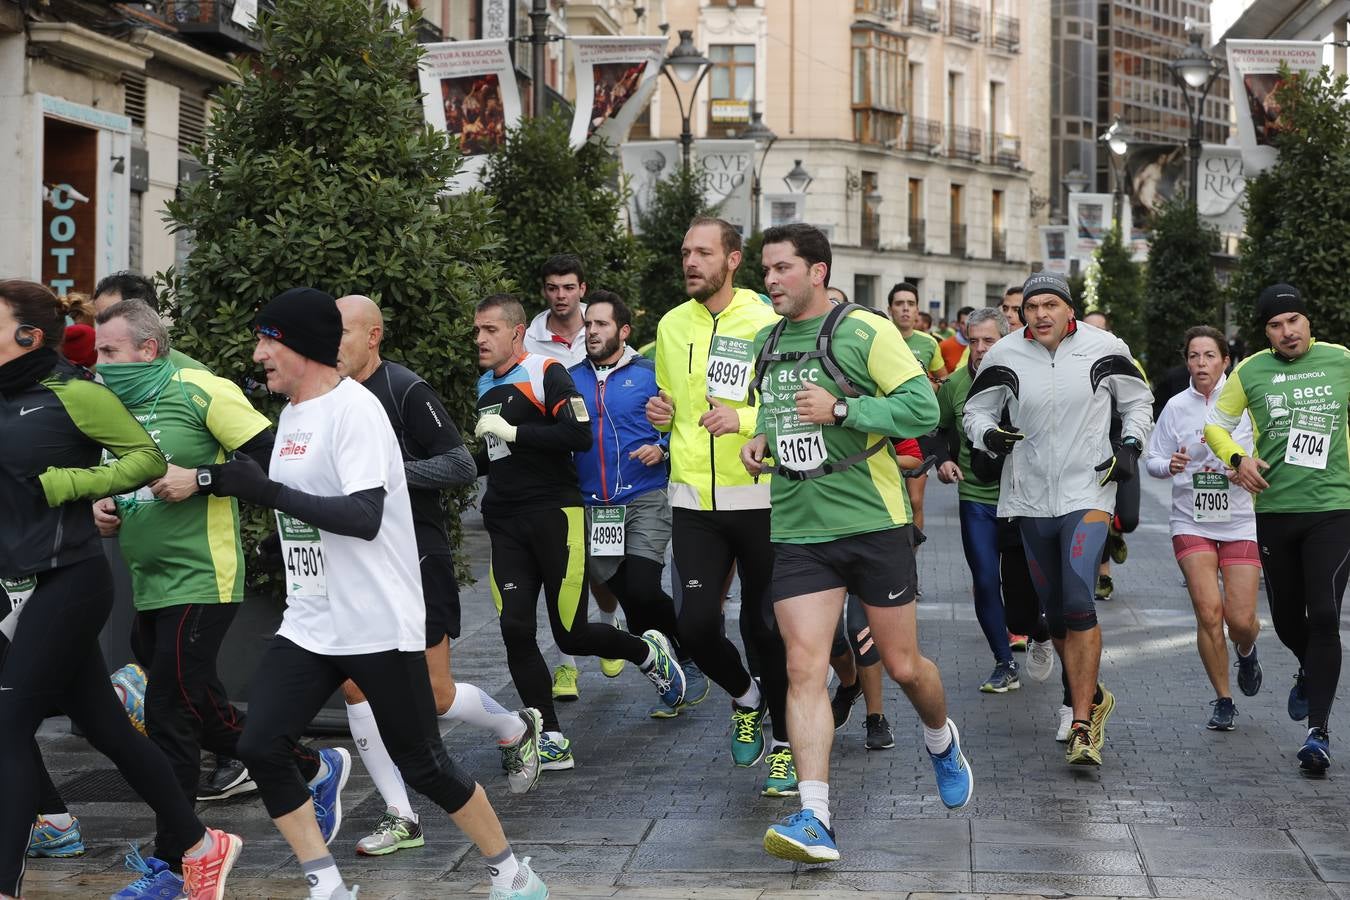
[1285,408,1333,470]
[706,336,753,402]
[0,575,36,641]
[478,404,511,461]
[589,506,626,557]
[775,411,827,472]
[277,512,327,597]
[1191,472,1231,523]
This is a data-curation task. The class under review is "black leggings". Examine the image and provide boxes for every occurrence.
[0,557,204,896]
[236,637,476,818]
[998,518,1051,641]
[487,506,653,733]
[0,636,67,820]
[671,507,788,742]
[604,555,686,660]
[1257,510,1350,730]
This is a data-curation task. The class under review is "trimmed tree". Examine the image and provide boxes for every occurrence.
[1085,223,1146,358]
[1143,195,1221,383]
[631,166,717,347]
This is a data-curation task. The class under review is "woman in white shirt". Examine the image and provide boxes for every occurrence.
[1145,325,1263,732]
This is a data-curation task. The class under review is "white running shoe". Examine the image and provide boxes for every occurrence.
[1055,704,1073,742]
[1026,640,1055,683]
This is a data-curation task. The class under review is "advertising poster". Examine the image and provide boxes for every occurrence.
[1038,226,1070,276]
[1066,192,1112,260]
[570,36,667,150]
[1225,40,1323,173]
[418,40,521,193]
[696,140,753,236]
[620,141,679,233]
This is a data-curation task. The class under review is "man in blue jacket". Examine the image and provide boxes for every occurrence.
[570,292,710,716]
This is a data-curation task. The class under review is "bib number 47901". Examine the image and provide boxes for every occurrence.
[277,512,327,597]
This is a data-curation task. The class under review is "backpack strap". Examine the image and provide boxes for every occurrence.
[762,437,890,481]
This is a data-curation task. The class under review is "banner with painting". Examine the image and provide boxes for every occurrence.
[418,40,521,193]
[1125,143,1246,234]
[570,36,667,150]
[619,141,680,234]
[1225,40,1324,174]
[1038,226,1070,276]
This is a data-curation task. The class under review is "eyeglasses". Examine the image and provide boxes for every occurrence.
[255,324,283,339]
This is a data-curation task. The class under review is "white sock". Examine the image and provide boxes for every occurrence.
[485,846,522,890]
[345,701,416,821]
[307,755,329,789]
[769,739,790,751]
[799,780,831,829]
[639,645,657,671]
[42,813,74,828]
[734,680,762,709]
[545,730,565,743]
[443,683,526,744]
[557,654,577,669]
[301,854,343,900]
[924,720,953,755]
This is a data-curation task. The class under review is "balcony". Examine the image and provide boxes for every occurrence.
[165,0,270,51]
[948,125,983,162]
[906,117,943,152]
[855,0,902,20]
[415,17,443,43]
[991,13,1020,51]
[992,229,1007,261]
[908,219,926,253]
[950,223,968,257]
[903,0,942,31]
[947,0,982,40]
[989,133,1021,167]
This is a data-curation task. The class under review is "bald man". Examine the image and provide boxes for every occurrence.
[334,296,543,857]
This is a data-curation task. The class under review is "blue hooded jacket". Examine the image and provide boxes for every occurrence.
[569,347,669,505]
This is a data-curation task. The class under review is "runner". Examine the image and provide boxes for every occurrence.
[964,272,1153,767]
[1145,325,1262,731]
[474,292,686,773]
[1205,284,1350,774]
[1000,286,1024,329]
[334,295,542,857]
[743,224,972,863]
[0,279,240,900]
[938,306,974,374]
[645,216,792,795]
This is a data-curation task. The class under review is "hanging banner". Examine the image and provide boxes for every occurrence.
[1066,192,1112,260]
[418,40,521,194]
[696,140,753,236]
[620,141,679,233]
[1226,40,1323,174]
[570,36,667,150]
[1038,226,1070,276]
[1197,145,1247,234]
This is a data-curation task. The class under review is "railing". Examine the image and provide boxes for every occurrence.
[989,133,1021,167]
[904,0,942,31]
[862,210,881,249]
[907,117,943,152]
[950,223,967,257]
[164,0,271,50]
[991,13,1020,51]
[908,219,926,253]
[948,125,983,162]
[855,0,902,19]
[948,0,982,40]
[992,229,1007,261]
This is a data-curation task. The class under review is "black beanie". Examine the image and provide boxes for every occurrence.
[1254,283,1307,326]
[1022,271,1073,306]
[254,287,342,367]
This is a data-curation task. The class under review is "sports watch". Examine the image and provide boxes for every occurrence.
[196,467,213,492]
[832,398,849,426]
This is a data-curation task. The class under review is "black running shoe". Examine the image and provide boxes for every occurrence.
[830,681,863,731]
[864,713,895,751]
[197,755,256,801]
[1206,697,1236,731]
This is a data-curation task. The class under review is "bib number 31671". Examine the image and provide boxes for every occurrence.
[589,506,626,557]
[1285,408,1333,470]
[775,412,826,472]
[277,512,327,597]
[706,336,753,402]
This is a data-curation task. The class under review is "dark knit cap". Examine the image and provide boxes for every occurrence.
[1254,283,1307,326]
[1022,271,1073,306]
[254,287,341,367]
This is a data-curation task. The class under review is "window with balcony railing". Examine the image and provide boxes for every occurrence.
[991,13,1020,50]
[950,223,968,257]
[903,0,942,31]
[860,170,881,249]
[948,125,983,161]
[992,228,1008,261]
[855,0,901,19]
[947,0,982,40]
[989,133,1021,167]
[851,25,905,145]
[906,117,942,151]
[908,218,926,252]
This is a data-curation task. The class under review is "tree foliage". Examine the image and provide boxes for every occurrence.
[1231,66,1350,348]
[1143,195,1220,382]
[1084,223,1146,358]
[163,0,508,589]
[630,166,716,347]
[734,230,766,298]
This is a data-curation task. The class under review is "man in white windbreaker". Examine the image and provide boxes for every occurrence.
[962,272,1153,768]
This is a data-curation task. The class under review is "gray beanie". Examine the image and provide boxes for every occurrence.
[1022,272,1073,306]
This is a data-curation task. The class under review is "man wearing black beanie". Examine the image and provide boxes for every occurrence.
[203,287,549,898]
[1206,283,1350,777]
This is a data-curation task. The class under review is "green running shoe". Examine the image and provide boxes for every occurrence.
[539,733,574,771]
[731,692,767,767]
[761,746,799,797]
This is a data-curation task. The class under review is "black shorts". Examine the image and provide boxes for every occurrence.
[769,527,917,607]
[421,553,461,646]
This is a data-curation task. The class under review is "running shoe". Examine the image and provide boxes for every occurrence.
[640,629,686,708]
[197,755,256,801]
[1089,684,1115,751]
[864,713,895,750]
[311,747,351,846]
[928,718,974,809]
[1007,632,1028,652]
[731,693,768,767]
[761,746,798,797]
[551,664,579,702]
[1207,697,1237,731]
[180,828,242,900]
[1025,639,1056,683]
[979,661,1020,694]
[1094,574,1114,602]
[27,814,85,858]
[355,807,424,857]
[1298,727,1331,775]
[600,615,626,677]
[500,708,543,794]
[110,846,182,900]
[488,856,548,900]
[830,680,862,730]
[648,662,709,718]
[1235,644,1263,697]
[110,663,148,735]
[1108,529,1128,565]
[1065,723,1101,766]
[538,733,574,771]
[763,810,839,863]
[1288,669,1309,721]
[1054,704,1073,742]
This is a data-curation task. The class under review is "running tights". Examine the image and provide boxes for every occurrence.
[604,555,686,659]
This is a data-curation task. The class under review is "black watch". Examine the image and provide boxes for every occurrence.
[1230,452,1244,468]
[196,467,213,491]
[832,398,849,426]
[1121,436,1143,452]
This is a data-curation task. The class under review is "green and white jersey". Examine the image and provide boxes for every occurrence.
[115,368,272,610]
[937,364,1000,506]
[903,329,945,375]
[1205,340,1350,513]
[753,309,939,543]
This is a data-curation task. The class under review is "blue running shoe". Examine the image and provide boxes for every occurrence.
[538,733,574,771]
[1289,669,1309,721]
[27,814,85,858]
[763,810,839,863]
[109,846,183,900]
[1298,728,1331,775]
[110,663,148,735]
[487,855,549,899]
[311,747,351,846]
[1235,644,1262,697]
[640,629,686,708]
[928,718,974,809]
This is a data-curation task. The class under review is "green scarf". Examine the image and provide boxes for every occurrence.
[99,357,177,408]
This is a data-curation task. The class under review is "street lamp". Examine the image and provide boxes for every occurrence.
[660,29,713,171]
[1098,116,1133,226]
[1167,29,1221,206]
[783,159,813,194]
[1061,165,1090,221]
[741,108,777,234]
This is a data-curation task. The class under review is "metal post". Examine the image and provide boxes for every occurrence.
[1188,132,1202,207]
[529,0,548,117]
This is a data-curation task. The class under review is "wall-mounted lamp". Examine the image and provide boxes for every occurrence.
[111,155,126,174]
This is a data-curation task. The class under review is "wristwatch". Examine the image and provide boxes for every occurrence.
[1230,452,1245,468]
[832,398,849,427]
[1121,436,1143,453]
[196,467,213,492]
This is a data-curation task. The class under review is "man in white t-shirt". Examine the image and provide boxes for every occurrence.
[205,288,547,900]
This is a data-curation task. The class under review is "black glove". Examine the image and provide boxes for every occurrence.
[983,426,1024,457]
[206,452,282,507]
[971,446,1007,484]
[1095,438,1142,486]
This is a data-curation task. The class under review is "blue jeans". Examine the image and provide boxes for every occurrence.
[959,500,1013,664]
